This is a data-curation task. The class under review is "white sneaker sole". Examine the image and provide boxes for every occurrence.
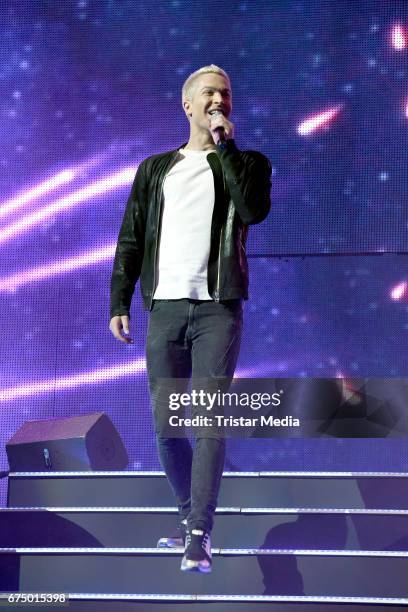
[180,556,212,573]
[157,537,184,548]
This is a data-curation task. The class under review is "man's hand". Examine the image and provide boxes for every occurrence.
[209,112,235,145]
[109,315,134,344]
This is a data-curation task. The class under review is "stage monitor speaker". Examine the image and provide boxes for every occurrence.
[6,412,128,471]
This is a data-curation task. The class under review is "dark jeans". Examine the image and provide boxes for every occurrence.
[146,297,243,533]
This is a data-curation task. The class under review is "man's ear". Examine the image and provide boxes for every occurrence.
[183,100,192,118]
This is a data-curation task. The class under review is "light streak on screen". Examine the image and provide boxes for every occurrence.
[296,105,343,136]
[390,280,408,301]
[390,22,407,50]
[0,358,146,403]
[0,243,116,292]
[0,166,136,244]
[0,169,76,219]
[1,0,408,484]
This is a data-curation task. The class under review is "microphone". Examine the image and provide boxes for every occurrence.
[209,110,226,145]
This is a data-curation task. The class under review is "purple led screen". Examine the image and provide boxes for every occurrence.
[1,0,408,493]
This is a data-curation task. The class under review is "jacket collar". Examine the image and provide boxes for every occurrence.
[177,142,218,154]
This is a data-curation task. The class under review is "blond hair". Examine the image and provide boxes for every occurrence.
[182,64,230,104]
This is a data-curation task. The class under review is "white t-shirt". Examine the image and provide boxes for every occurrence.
[153,147,215,300]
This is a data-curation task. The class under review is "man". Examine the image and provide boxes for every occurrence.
[109,65,271,573]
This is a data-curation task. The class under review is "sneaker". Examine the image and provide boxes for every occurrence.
[180,528,212,573]
[157,519,187,548]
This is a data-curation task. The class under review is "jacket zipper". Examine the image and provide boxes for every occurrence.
[214,167,227,302]
[150,151,179,310]
[214,226,223,302]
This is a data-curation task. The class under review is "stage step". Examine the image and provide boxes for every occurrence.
[1,506,408,550]
[1,547,408,598]
[0,593,408,612]
[3,470,408,609]
[7,471,408,509]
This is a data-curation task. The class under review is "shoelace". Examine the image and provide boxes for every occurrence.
[185,531,209,550]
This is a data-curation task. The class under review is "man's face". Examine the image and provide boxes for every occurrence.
[183,73,232,130]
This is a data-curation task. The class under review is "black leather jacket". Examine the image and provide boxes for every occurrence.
[110,138,272,318]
